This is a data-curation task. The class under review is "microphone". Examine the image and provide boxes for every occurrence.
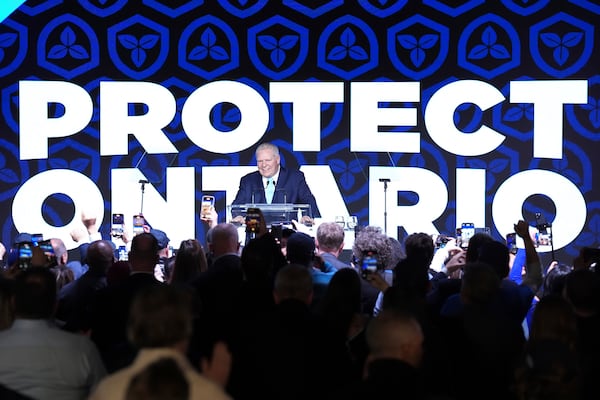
[271,188,287,204]
[251,187,261,204]
[379,178,391,183]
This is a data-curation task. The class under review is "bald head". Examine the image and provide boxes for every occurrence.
[209,223,239,257]
[129,233,160,272]
[366,310,424,368]
[86,240,114,272]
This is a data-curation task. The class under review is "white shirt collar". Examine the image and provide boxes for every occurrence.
[263,169,280,188]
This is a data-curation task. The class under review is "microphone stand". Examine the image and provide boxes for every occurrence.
[548,223,555,261]
[139,179,149,215]
[379,178,390,234]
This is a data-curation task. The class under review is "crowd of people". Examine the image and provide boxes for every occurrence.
[0,144,598,399]
[0,209,599,400]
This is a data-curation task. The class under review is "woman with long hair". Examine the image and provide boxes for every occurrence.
[169,239,207,285]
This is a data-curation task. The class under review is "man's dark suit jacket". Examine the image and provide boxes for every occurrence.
[232,167,320,217]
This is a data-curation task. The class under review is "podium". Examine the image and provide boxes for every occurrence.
[227,203,311,227]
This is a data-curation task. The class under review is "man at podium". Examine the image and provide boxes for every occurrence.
[232,142,320,218]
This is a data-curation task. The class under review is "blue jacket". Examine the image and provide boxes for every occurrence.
[232,166,320,217]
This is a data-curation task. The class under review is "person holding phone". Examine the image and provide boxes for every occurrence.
[232,142,320,222]
[200,196,219,229]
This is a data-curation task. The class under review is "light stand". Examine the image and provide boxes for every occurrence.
[379,178,390,234]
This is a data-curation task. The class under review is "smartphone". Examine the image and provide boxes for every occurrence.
[535,212,548,233]
[38,239,54,257]
[17,242,33,270]
[201,195,215,219]
[118,245,128,261]
[270,223,283,242]
[133,214,145,236]
[361,251,379,279]
[434,234,450,249]
[460,223,475,248]
[536,230,552,247]
[31,233,43,246]
[506,233,517,255]
[111,213,124,237]
[38,239,57,267]
[245,208,261,233]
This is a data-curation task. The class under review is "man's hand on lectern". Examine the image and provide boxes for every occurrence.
[231,215,245,226]
[300,215,314,226]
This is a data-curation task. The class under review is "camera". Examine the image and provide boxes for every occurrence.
[361,250,379,279]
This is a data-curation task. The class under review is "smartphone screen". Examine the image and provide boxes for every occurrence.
[133,214,145,236]
[38,239,57,267]
[118,245,128,261]
[245,208,261,233]
[506,233,517,255]
[18,242,33,269]
[536,229,552,248]
[361,251,379,279]
[38,239,54,256]
[534,212,552,248]
[460,223,475,248]
[111,213,124,237]
[201,195,215,218]
[31,233,43,246]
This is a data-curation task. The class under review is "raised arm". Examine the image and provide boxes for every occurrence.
[514,220,542,292]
